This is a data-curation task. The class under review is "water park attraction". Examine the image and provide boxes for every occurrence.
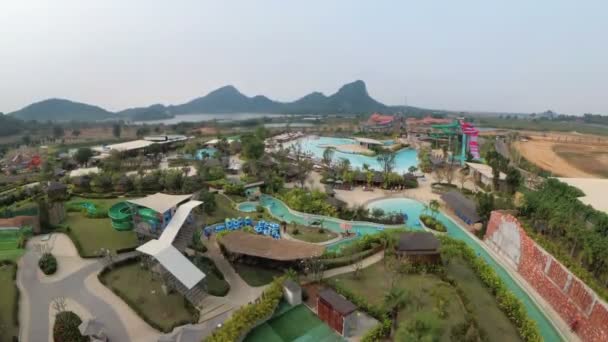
[108,193,193,234]
[429,119,481,165]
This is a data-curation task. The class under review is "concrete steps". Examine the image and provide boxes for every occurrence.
[198,296,233,322]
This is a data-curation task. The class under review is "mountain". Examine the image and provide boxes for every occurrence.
[9,98,115,121]
[6,80,405,122]
[168,80,389,115]
[168,85,282,114]
[116,104,174,121]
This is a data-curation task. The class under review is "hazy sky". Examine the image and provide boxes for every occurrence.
[1,0,607,115]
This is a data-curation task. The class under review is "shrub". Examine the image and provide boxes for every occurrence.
[53,311,87,342]
[420,214,447,232]
[255,205,264,213]
[318,227,325,234]
[207,277,285,342]
[38,253,58,275]
[292,228,300,235]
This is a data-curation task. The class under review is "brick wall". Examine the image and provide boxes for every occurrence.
[485,211,608,342]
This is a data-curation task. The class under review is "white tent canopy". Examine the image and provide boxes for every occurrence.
[127,193,193,214]
[136,200,205,289]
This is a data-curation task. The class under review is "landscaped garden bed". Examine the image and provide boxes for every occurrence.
[53,311,88,342]
[419,214,447,233]
[287,224,338,243]
[38,252,58,275]
[190,255,230,296]
[233,263,283,287]
[0,261,19,341]
[99,258,199,332]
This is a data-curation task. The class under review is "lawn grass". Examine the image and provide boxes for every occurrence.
[100,261,198,332]
[233,263,283,287]
[447,260,521,341]
[327,259,521,341]
[190,255,230,297]
[287,224,338,243]
[204,194,242,225]
[0,263,19,341]
[63,212,138,257]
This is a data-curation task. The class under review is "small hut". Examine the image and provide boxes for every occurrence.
[395,232,441,264]
[283,279,302,306]
[317,288,358,337]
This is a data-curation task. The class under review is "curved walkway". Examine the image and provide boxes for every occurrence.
[17,233,159,342]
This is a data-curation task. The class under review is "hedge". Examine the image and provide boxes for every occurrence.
[0,260,20,327]
[53,311,88,342]
[438,236,542,342]
[98,257,199,333]
[206,276,285,342]
[320,245,383,270]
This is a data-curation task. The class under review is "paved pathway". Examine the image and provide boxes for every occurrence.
[17,234,156,342]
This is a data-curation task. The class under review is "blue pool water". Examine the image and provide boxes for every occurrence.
[258,195,562,341]
[237,202,258,213]
[284,136,418,173]
[196,147,218,160]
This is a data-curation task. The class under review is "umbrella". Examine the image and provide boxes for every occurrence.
[340,222,352,231]
[325,178,334,183]
[335,180,344,184]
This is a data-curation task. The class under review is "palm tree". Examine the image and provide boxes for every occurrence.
[429,200,440,218]
[384,287,409,336]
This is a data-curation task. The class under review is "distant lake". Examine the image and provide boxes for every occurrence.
[263,122,315,128]
[133,112,288,125]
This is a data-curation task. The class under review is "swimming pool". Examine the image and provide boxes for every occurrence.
[237,202,258,213]
[258,195,562,341]
[283,136,418,173]
[196,147,218,160]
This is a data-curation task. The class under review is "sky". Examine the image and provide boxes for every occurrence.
[1,0,607,115]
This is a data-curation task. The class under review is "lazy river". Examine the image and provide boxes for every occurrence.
[251,195,563,341]
[283,136,418,173]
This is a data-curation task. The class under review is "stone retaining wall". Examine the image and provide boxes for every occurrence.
[485,211,608,342]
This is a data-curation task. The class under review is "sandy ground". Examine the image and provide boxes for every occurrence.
[514,140,600,177]
[47,298,93,342]
[83,272,161,342]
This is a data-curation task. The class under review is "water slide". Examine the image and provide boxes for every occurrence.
[460,121,481,160]
[108,202,133,231]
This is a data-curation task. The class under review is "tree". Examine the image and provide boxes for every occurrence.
[241,134,265,160]
[102,150,122,172]
[300,255,325,283]
[433,167,445,184]
[458,170,470,190]
[396,311,443,341]
[21,134,31,146]
[476,192,495,232]
[429,199,440,218]
[291,143,313,188]
[352,253,364,279]
[112,123,121,138]
[384,287,410,336]
[506,167,522,193]
[40,160,55,181]
[322,147,334,170]
[376,151,396,182]
[408,165,418,174]
[52,125,64,139]
[73,147,93,166]
[71,129,81,137]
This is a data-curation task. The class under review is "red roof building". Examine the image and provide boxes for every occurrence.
[360,113,402,133]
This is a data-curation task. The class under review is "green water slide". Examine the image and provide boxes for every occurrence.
[138,207,161,226]
[108,202,133,231]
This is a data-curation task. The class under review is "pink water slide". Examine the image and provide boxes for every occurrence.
[460,121,480,159]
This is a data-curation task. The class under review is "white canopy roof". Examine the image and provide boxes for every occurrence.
[92,139,154,153]
[355,137,383,145]
[136,200,205,289]
[127,193,192,214]
[466,162,507,180]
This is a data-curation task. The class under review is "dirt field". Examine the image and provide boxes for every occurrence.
[514,139,608,178]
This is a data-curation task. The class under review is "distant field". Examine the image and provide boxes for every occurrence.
[514,139,608,178]
[553,144,608,178]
